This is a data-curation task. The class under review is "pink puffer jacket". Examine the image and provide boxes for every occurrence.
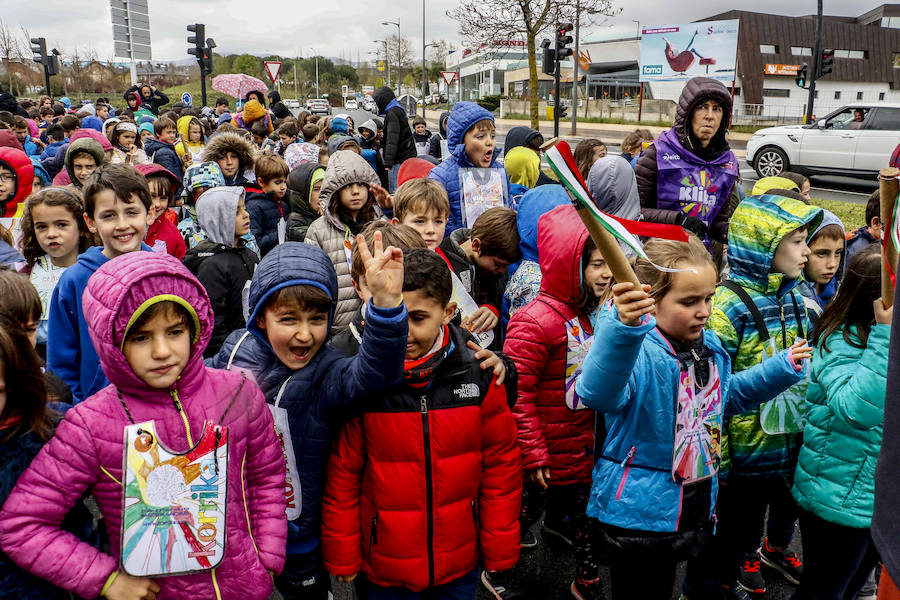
[0,252,287,600]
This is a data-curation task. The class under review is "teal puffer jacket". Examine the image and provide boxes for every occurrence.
[792,323,890,528]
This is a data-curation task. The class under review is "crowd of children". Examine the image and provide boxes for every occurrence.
[0,77,894,600]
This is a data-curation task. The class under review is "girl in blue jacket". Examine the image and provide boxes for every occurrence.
[575,236,810,599]
[791,246,890,600]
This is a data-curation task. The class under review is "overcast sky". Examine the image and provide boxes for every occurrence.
[1,0,879,63]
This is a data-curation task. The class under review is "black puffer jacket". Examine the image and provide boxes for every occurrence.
[373,86,416,169]
[286,163,324,242]
[183,240,259,357]
[0,92,29,118]
[124,85,169,115]
[633,76,739,242]
[427,111,450,159]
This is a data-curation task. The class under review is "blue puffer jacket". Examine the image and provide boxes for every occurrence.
[245,190,288,256]
[574,308,802,533]
[792,324,890,528]
[1,426,98,599]
[143,137,184,189]
[428,102,510,236]
[208,242,408,554]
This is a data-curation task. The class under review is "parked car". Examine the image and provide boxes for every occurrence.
[306,98,331,115]
[344,98,358,110]
[747,103,900,180]
[282,98,300,109]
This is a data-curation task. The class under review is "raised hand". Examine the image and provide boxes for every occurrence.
[369,183,393,210]
[612,282,654,326]
[357,230,403,308]
[875,298,894,325]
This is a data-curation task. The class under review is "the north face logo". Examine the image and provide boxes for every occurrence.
[453,383,480,399]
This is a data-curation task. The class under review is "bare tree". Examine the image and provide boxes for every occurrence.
[0,19,22,94]
[385,34,413,87]
[448,0,617,127]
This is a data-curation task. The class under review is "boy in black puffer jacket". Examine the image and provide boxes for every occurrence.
[285,163,325,243]
[183,186,259,358]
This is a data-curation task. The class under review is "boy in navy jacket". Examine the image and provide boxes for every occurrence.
[245,153,289,256]
[209,239,407,600]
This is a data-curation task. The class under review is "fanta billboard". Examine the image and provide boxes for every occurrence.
[639,20,739,82]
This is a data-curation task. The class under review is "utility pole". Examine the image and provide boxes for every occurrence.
[805,0,823,124]
[570,0,580,135]
[422,0,426,116]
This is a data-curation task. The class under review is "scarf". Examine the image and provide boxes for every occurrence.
[404,326,452,389]
[660,329,711,388]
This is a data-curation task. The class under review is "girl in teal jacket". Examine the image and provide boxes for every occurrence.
[791,246,891,600]
[575,236,808,599]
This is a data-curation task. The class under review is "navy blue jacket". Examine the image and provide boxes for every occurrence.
[245,190,288,256]
[208,242,408,554]
[143,137,184,189]
[1,425,98,599]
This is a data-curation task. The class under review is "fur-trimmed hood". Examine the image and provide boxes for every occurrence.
[202,131,256,171]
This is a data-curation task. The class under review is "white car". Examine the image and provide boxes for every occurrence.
[305,98,331,115]
[747,103,900,180]
[344,98,358,110]
[362,96,377,112]
[282,98,300,109]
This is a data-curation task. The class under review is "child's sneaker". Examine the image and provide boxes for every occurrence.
[541,517,574,546]
[481,569,522,600]
[521,526,538,549]
[718,582,754,600]
[757,539,802,585]
[570,577,604,600]
[736,552,766,595]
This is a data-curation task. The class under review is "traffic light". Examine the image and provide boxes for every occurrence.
[556,23,574,61]
[795,63,808,88]
[187,23,205,64]
[818,48,834,78]
[540,38,555,76]
[558,102,568,119]
[30,37,47,65]
[204,38,216,73]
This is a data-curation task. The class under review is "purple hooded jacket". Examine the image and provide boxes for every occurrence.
[0,252,287,600]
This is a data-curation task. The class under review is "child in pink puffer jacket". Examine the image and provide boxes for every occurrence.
[0,251,287,600]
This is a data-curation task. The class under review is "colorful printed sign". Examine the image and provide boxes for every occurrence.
[639,20,739,82]
[564,318,592,411]
[672,362,722,483]
[121,420,228,576]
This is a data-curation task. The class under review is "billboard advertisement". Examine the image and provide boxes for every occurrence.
[639,20,739,82]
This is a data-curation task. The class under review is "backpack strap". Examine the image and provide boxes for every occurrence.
[788,291,805,340]
[225,331,252,369]
[718,280,770,342]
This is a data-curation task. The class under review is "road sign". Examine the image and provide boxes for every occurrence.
[181,92,192,106]
[764,63,801,76]
[441,71,458,87]
[377,60,386,72]
[264,61,282,83]
[110,0,152,61]
[362,85,374,94]
[341,84,349,97]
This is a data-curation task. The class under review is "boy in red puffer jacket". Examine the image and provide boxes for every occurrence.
[322,248,521,599]
[503,204,613,600]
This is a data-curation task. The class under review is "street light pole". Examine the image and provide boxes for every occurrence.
[383,20,400,94]
[422,0,426,116]
[309,47,319,98]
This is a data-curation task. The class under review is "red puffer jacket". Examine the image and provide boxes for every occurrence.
[503,204,595,485]
[322,325,521,590]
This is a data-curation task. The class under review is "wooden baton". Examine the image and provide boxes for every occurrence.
[879,167,899,308]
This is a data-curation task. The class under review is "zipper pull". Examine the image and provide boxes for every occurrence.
[420,395,428,414]
[620,446,636,467]
[371,515,378,544]
[170,388,181,410]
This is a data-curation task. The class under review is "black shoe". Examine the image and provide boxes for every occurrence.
[482,569,522,600]
[736,552,766,595]
[541,518,574,546]
[758,539,802,585]
[570,577,604,600]
[521,526,538,549]
[719,583,754,600]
